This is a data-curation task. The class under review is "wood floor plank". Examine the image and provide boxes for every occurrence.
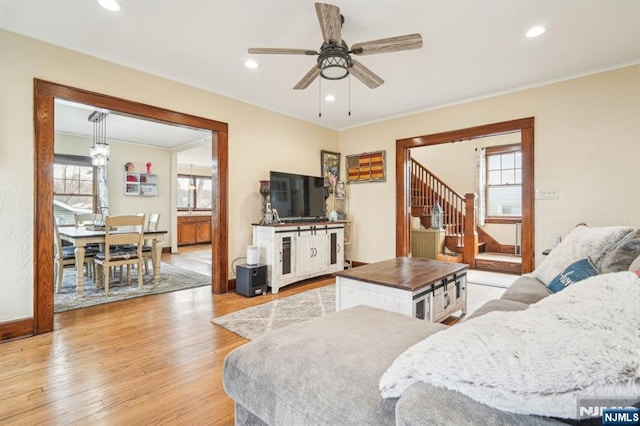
[0,265,327,424]
[0,248,509,424]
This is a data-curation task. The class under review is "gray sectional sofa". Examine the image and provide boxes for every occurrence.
[223,275,564,425]
[223,225,640,425]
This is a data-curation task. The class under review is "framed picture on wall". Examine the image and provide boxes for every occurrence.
[320,150,340,187]
[346,150,386,183]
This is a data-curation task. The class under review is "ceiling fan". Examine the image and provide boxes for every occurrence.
[247,2,423,90]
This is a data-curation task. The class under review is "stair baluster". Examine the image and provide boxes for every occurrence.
[410,158,477,267]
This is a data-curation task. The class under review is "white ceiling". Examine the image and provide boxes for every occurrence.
[1,0,640,131]
[54,100,212,167]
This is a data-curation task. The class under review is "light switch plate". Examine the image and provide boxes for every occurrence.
[535,188,559,200]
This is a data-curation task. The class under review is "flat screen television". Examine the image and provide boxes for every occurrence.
[270,171,326,222]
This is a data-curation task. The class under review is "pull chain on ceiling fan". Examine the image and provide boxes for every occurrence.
[247,2,423,90]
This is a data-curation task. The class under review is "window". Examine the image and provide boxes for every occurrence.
[53,155,96,224]
[177,174,212,210]
[485,144,522,220]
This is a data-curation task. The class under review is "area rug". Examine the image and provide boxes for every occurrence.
[466,269,519,289]
[212,285,335,340]
[55,263,211,313]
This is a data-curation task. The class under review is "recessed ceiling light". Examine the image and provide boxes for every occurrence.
[98,0,121,11]
[325,94,336,102]
[98,0,121,12]
[526,26,546,38]
[244,60,259,69]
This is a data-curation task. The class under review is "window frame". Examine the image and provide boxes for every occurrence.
[177,173,213,211]
[484,144,522,224]
[53,154,97,214]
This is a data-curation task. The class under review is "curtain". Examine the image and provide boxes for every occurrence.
[475,147,486,226]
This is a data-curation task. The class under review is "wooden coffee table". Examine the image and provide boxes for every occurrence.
[334,257,468,323]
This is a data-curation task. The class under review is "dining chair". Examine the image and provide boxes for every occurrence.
[142,213,161,274]
[113,212,158,277]
[74,212,98,227]
[74,212,101,252]
[54,219,97,293]
[94,214,146,295]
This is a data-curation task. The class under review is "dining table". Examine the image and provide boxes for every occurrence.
[58,226,168,297]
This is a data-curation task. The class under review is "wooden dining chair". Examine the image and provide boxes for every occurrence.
[142,213,161,274]
[94,214,145,295]
[117,212,160,275]
[54,219,97,293]
[74,212,97,227]
[74,212,101,252]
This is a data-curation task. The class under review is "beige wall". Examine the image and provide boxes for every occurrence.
[340,64,640,264]
[0,30,338,322]
[2,27,639,324]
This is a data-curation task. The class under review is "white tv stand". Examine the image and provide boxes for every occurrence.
[252,222,344,293]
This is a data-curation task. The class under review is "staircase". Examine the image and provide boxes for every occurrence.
[410,158,521,273]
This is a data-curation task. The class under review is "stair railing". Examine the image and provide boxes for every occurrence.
[410,158,478,267]
[411,159,465,236]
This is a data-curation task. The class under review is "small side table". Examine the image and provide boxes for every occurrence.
[411,229,445,259]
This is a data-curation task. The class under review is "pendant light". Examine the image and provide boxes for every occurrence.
[88,111,109,166]
[189,164,196,190]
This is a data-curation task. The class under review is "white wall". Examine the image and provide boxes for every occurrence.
[0,29,338,322]
[340,64,640,264]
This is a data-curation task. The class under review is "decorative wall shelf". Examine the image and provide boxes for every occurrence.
[124,172,158,196]
[346,150,386,183]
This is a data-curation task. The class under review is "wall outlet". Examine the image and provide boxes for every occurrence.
[535,188,560,200]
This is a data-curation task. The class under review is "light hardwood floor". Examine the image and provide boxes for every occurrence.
[0,247,504,424]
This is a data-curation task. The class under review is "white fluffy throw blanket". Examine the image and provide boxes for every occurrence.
[379,272,640,419]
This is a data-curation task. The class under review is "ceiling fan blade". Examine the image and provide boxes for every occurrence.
[293,66,321,90]
[248,48,318,55]
[315,3,342,44]
[351,33,423,55]
[350,59,384,89]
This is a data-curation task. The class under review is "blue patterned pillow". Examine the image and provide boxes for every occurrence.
[547,258,599,293]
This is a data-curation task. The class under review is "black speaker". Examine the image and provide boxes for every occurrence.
[235,264,268,297]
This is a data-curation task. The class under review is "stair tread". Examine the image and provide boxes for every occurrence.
[476,252,522,264]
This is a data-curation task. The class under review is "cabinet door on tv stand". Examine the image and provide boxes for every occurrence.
[295,232,314,277]
[273,232,295,292]
[294,229,326,275]
[327,227,344,272]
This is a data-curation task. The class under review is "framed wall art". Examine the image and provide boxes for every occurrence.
[320,150,340,186]
[346,150,386,183]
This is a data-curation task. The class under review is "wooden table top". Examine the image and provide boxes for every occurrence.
[334,257,468,292]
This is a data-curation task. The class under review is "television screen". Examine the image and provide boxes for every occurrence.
[270,171,326,220]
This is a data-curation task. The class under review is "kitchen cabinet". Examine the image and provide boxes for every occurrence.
[178,215,212,245]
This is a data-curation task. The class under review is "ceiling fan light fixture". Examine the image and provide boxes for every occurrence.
[319,54,350,80]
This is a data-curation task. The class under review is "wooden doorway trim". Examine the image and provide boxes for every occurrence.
[33,79,229,335]
[395,117,535,273]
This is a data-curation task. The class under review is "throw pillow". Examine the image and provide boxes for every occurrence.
[629,254,640,272]
[534,225,634,285]
[547,258,598,293]
[598,229,640,273]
